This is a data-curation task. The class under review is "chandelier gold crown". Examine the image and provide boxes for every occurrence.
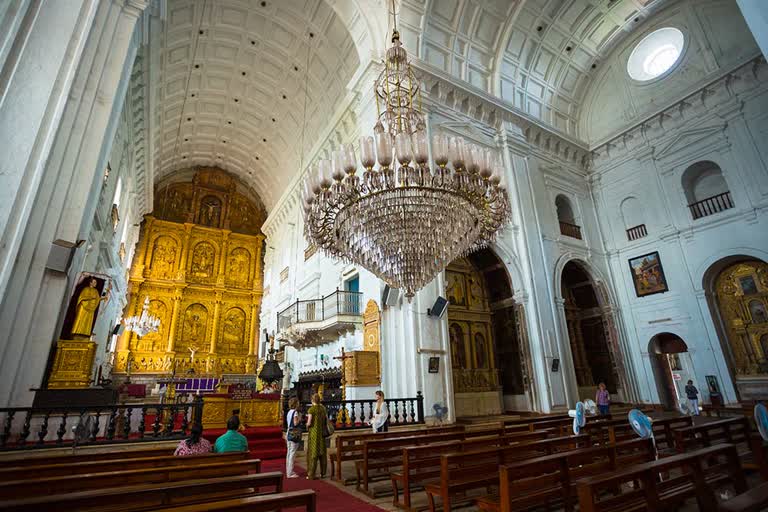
[301,23,511,299]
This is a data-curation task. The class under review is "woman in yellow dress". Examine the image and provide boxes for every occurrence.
[71,278,105,337]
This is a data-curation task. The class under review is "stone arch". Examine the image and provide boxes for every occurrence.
[555,194,576,224]
[647,332,691,409]
[681,160,729,205]
[702,255,768,401]
[555,257,630,402]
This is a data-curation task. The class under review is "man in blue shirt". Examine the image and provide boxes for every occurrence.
[214,416,248,453]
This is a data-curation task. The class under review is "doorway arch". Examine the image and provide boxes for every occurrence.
[445,248,531,416]
[648,333,689,409]
[559,260,627,401]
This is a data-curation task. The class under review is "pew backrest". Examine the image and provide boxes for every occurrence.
[0,451,247,481]
[0,472,283,512]
[152,489,317,512]
[0,458,262,500]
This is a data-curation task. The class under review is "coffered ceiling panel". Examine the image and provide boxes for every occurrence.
[150,0,360,209]
[398,0,669,137]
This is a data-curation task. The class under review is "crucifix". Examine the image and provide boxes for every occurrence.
[333,348,353,425]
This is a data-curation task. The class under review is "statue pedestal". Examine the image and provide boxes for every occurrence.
[47,338,96,388]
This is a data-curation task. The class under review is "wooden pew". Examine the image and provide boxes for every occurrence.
[718,481,768,512]
[332,425,463,481]
[423,434,591,511]
[0,472,283,512]
[651,415,693,452]
[0,451,248,481]
[474,438,655,512]
[155,490,317,511]
[673,417,752,457]
[577,443,747,512]
[387,430,552,507]
[0,458,261,500]
[749,432,768,480]
[0,445,174,467]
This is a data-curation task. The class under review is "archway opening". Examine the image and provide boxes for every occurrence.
[648,333,689,410]
[704,257,768,402]
[446,248,530,416]
[560,261,621,400]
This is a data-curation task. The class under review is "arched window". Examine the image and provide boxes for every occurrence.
[555,195,581,239]
[681,161,734,219]
[620,196,648,241]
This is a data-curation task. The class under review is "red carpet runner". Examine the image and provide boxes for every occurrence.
[262,459,387,512]
[203,426,286,460]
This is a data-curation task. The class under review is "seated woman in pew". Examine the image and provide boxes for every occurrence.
[174,423,212,456]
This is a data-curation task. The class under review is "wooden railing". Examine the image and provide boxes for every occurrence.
[688,191,734,220]
[277,289,362,330]
[626,224,648,241]
[283,392,425,431]
[559,221,582,240]
[0,395,203,450]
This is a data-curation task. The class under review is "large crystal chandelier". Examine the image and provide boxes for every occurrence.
[123,296,161,337]
[301,23,511,299]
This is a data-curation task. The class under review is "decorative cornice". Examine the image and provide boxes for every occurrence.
[416,62,590,170]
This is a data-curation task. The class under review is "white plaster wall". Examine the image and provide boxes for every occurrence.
[592,75,768,406]
[580,0,760,146]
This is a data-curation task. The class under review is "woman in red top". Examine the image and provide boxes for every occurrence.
[174,424,212,456]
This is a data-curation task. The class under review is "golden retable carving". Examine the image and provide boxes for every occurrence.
[446,258,497,393]
[115,168,266,378]
[714,260,768,376]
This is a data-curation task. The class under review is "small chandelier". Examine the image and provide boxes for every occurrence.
[123,296,161,337]
[301,20,511,298]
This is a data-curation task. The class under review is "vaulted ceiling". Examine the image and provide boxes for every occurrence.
[149,0,362,209]
[397,0,669,136]
[145,0,676,212]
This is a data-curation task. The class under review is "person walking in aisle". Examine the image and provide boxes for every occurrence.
[368,390,390,432]
[285,397,302,478]
[305,393,328,479]
[596,382,611,415]
[685,380,700,415]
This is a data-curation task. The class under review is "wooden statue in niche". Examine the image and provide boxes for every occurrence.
[151,236,177,279]
[181,304,208,353]
[199,195,222,227]
[190,242,215,279]
[228,248,250,284]
[134,300,167,352]
[450,323,466,368]
[220,307,246,355]
[474,332,488,368]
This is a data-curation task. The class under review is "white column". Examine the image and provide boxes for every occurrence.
[0,0,148,407]
[0,0,98,301]
[737,0,768,60]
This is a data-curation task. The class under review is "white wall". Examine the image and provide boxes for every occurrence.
[591,57,768,405]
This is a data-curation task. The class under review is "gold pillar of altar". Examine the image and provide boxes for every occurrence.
[114,168,267,378]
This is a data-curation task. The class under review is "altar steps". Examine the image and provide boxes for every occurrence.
[203,426,286,460]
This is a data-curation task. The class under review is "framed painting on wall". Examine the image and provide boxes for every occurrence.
[628,251,669,297]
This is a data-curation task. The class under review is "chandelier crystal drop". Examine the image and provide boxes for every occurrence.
[123,296,161,338]
[302,28,511,299]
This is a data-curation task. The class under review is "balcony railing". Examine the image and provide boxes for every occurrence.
[0,396,203,451]
[283,392,424,431]
[559,221,582,240]
[688,191,734,220]
[626,224,648,241]
[277,289,362,331]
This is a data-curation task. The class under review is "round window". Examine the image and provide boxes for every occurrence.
[627,27,684,81]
